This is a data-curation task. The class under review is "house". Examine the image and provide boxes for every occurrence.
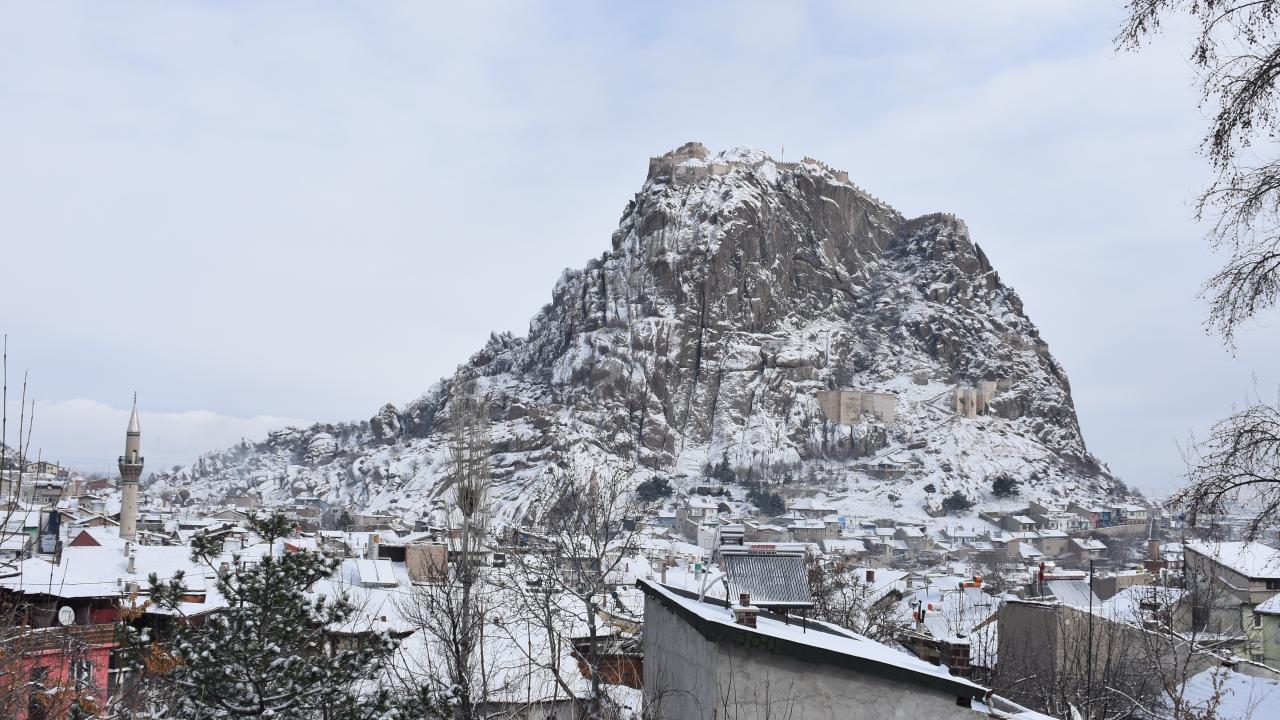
[784,497,838,519]
[1067,503,1103,529]
[997,600,1218,716]
[821,537,867,560]
[893,526,929,553]
[1070,537,1107,563]
[1000,515,1037,533]
[1184,541,1280,606]
[1185,541,1280,662]
[939,527,979,547]
[741,520,789,543]
[899,577,1001,675]
[1034,529,1070,557]
[1254,594,1280,669]
[653,509,677,528]
[638,579,1049,719]
[786,519,831,544]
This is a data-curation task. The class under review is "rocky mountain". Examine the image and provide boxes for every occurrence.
[152,143,1120,526]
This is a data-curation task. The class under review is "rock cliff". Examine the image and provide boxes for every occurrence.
[152,143,1117,524]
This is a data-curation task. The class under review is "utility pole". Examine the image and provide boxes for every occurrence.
[1086,558,1095,716]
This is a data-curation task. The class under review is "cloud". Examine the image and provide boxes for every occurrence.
[0,2,1271,494]
[12,399,305,475]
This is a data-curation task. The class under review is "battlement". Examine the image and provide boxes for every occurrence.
[645,143,881,201]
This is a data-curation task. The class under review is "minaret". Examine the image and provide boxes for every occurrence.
[119,394,143,541]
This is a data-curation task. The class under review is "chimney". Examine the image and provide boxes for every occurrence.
[125,542,136,574]
[369,533,381,560]
[732,593,759,628]
[1147,537,1160,563]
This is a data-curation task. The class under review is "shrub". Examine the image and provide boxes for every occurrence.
[636,476,674,503]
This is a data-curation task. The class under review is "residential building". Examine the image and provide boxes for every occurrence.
[639,579,1047,719]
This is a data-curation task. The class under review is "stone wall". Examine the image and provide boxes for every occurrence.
[645,143,876,200]
[952,379,1012,418]
[816,390,897,424]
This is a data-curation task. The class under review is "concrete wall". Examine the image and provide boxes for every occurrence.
[644,595,979,720]
[816,390,897,425]
[643,595,721,720]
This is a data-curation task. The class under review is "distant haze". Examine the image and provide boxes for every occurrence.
[2,2,1275,493]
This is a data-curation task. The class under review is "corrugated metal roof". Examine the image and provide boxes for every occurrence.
[722,551,812,608]
[1045,580,1101,610]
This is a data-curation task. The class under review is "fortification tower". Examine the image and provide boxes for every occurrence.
[118,394,143,541]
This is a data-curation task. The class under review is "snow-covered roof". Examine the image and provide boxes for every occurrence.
[1102,585,1184,621]
[1013,516,1036,524]
[822,538,866,554]
[1187,541,1280,579]
[1043,580,1102,610]
[1255,593,1280,616]
[788,520,825,530]
[1178,667,1279,720]
[355,558,399,587]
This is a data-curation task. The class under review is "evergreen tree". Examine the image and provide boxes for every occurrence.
[942,491,974,515]
[712,448,736,483]
[122,512,397,720]
[991,473,1021,498]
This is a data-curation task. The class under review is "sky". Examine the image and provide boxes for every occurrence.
[1,1,1275,493]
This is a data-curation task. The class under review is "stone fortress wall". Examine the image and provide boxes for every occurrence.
[816,390,897,425]
[646,142,891,205]
[953,378,1013,418]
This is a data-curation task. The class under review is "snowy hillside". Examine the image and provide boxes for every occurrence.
[151,142,1121,526]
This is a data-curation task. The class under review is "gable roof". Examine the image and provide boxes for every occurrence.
[1187,541,1280,579]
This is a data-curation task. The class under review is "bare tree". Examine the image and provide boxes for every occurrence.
[394,388,492,720]
[500,462,646,720]
[804,559,901,643]
[1120,0,1280,345]
[1178,395,1280,539]
[1118,1,1280,536]
[996,600,1165,720]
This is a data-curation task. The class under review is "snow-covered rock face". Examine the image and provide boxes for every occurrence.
[152,143,1116,524]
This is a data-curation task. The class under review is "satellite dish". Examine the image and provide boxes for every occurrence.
[57,606,75,626]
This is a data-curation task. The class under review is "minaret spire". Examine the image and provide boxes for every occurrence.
[119,393,143,541]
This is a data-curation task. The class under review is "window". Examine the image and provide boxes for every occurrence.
[73,658,94,685]
[1255,613,1264,628]
[1266,579,1280,591]
[28,666,49,720]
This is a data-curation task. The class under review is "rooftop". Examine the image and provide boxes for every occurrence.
[638,579,985,701]
[1187,541,1280,579]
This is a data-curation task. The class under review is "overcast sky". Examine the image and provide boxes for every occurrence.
[2,2,1274,492]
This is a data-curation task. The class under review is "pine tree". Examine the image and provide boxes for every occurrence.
[122,512,397,720]
[942,491,974,515]
[991,473,1021,498]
